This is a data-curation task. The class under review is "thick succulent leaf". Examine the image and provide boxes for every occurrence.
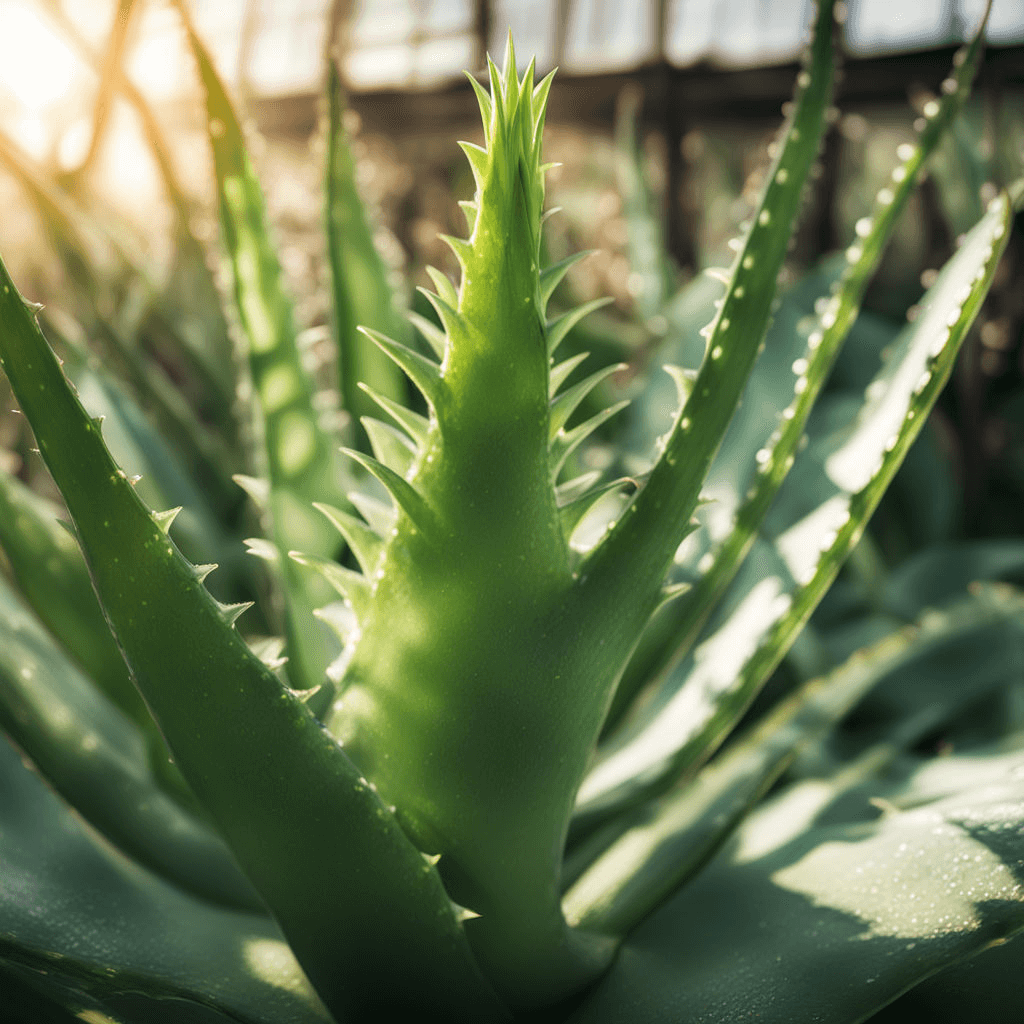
[615,9,989,713]
[63,347,244,592]
[323,44,620,1007]
[0,574,261,910]
[568,764,1024,1024]
[324,61,409,430]
[0,731,330,1024]
[0,468,145,726]
[0,467,207,808]
[0,257,508,1022]
[564,585,1024,931]
[183,18,347,692]
[573,0,838,660]
[577,192,1012,820]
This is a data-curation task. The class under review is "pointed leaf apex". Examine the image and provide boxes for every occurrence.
[463,72,493,140]
[439,234,474,270]
[457,140,490,191]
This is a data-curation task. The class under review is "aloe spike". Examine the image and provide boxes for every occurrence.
[0,250,508,1022]
[425,265,460,307]
[631,0,996,696]
[358,381,431,447]
[191,561,221,582]
[550,364,627,440]
[416,283,468,342]
[151,505,182,534]
[550,351,591,396]
[243,536,279,563]
[340,447,433,533]
[289,551,372,618]
[358,326,445,409]
[440,233,476,273]
[348,489,396,536]
[540,252,596,312]
[408,310,449,359]
[459,199,479,234]
[560,479,637,538]
[547,297,615,356]
[551,401,631,482]
[464,73,493,142]
[458,140,491,191]
[313,501,384,575]
[233,472,271,509]
[361,416,417,477]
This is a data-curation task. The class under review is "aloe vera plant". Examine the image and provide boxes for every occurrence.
[1,2,1023,1020]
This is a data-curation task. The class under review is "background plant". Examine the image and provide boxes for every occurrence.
[0,1,1023,1021]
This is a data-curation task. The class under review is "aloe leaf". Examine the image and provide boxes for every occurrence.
[183,17,348,693]
[568,766,1024,1023]
[573,0,837,652]
[0,731,330,1024]
[564,585,1024,933]
[320,44,618,1006]
[62,347,245,590]
[0,468,144,724]
[325,60,408,430]
[612,13,991,721]
[576,191,1013,821]
[0,574,261,910]
[0,466,206,806]
[0,257,508,1021]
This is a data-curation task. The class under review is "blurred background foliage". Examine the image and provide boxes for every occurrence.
[0,1,1022,549]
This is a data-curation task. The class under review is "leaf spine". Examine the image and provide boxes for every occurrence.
[290,551,372,617]
[341,448,433,534]
[546,297,614,356]
[151,507,182,535]
[357,382,430,447]
[313,501,384,575]
[358,327,443,409]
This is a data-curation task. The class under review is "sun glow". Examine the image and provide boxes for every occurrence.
[0,3,77,113]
